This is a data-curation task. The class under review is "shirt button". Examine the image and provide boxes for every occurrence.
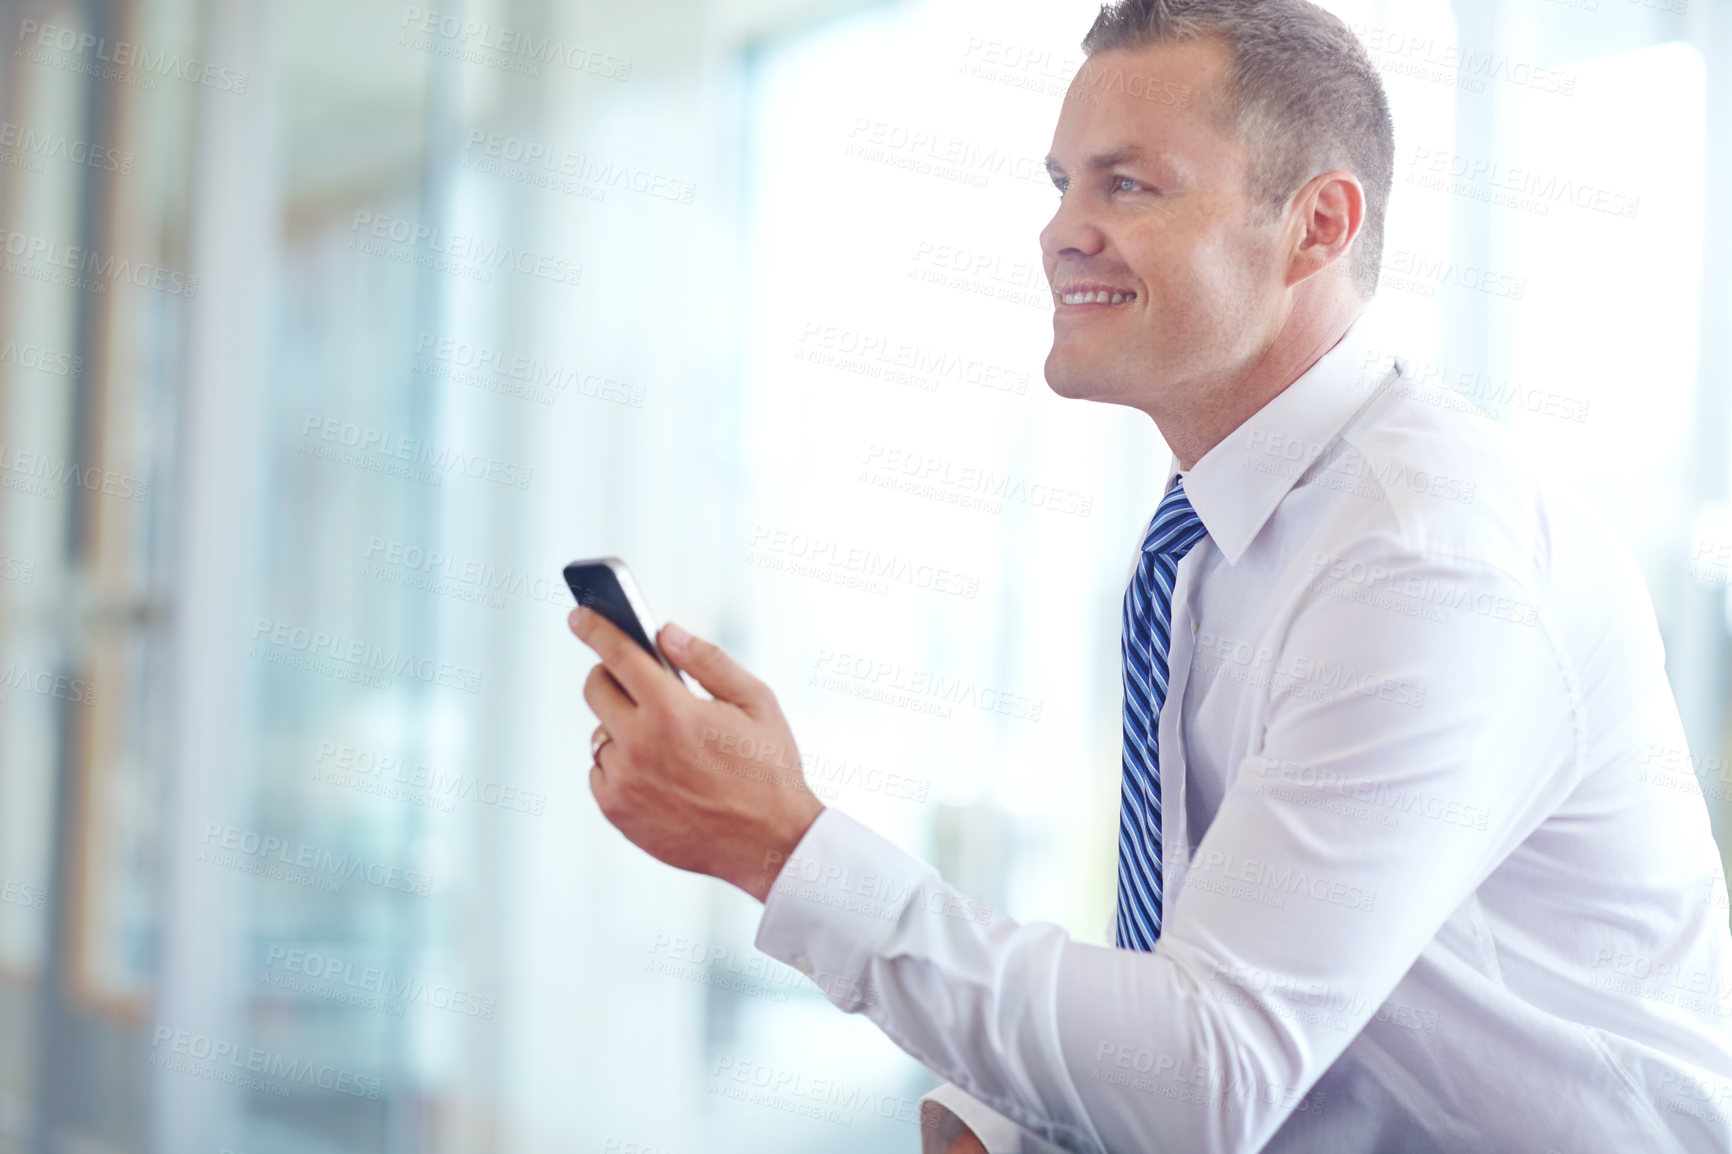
[793,954,815,976]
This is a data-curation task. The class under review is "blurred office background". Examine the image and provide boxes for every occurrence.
[0,0,1728,1150]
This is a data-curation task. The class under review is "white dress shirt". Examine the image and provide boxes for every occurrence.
[754,309,1732,1153]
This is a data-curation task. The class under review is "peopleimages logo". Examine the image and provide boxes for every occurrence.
[1403,146,1640,221]
[1188,848,1379,913]
[0,442,147,502]
[795,320,1030,396]
[808,646,1044,722]
[299,414,534,490]
[313,739,548,816]
[262,945,497,1019]
[747,524,982,599]
[149,1027,380,1098]
[1380,248,1525,301]
[462,131,696,204]
[0,120,134,174]
[249,617,486,694]
[1193,629,1428,710]
[398,7,632,80]
[0,338,82,378]
[1,878,47,909]
[710,1055,922,1125]
[414,332,643,408]
[198,823,433,896]
[844,117,1050,189]
[348,211,583,287]
[363,535,569,609]
[0,226,197,297]
[16,19,250,93]
[860,443,1091,517]
[0,662,97,706]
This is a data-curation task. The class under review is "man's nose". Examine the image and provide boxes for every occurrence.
[1039,195,1104,261]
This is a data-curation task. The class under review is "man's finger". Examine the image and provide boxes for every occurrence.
[660,623,773,715]
[583,662,636,732]
[570,606,675,706]
[589,758,611,811]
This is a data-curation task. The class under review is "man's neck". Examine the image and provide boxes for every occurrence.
[1164,297,1367,471]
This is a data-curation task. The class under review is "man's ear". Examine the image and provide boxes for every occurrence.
[1285,170,1365,289]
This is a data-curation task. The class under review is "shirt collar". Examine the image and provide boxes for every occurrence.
[1170,308,1397,566]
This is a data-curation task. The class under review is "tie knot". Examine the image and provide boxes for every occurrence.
[1143,477,1208,559]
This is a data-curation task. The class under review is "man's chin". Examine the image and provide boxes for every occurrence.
[1043,354,1110,401]
[1042,373,1087,400]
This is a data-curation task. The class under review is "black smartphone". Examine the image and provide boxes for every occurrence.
[563,557,687,684]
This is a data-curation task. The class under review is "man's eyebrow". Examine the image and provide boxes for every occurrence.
[1043,147,1161,176]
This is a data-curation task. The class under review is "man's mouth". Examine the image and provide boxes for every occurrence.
[1054,283,1138,307]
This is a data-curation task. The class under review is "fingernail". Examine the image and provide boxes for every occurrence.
[662,621,691,654]
[570,606,589,634]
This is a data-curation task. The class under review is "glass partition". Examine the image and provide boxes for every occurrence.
[0,1,1726,1151]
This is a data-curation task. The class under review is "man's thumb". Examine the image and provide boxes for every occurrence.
[661,623,771,711]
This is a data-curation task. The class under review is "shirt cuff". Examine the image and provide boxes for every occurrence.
[753,807,939,1012]
[921,1083,1055,1154]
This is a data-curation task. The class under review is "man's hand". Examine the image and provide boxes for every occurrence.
[920,1100,991,1154]
[569,606,824,901]
[943,1129,989,1154]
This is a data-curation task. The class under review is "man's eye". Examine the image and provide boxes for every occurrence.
[1114,176,1144,193]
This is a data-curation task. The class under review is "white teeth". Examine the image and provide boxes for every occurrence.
[1058,290,1136,305]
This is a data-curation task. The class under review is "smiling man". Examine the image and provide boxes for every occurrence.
[570,1,1732,1151]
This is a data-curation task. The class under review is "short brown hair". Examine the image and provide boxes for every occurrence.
[1081,0,1394,298]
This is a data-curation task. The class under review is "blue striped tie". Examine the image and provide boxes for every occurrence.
[1117,476,1209,952]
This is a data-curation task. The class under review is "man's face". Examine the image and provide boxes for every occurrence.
[1040,38,1292,411]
